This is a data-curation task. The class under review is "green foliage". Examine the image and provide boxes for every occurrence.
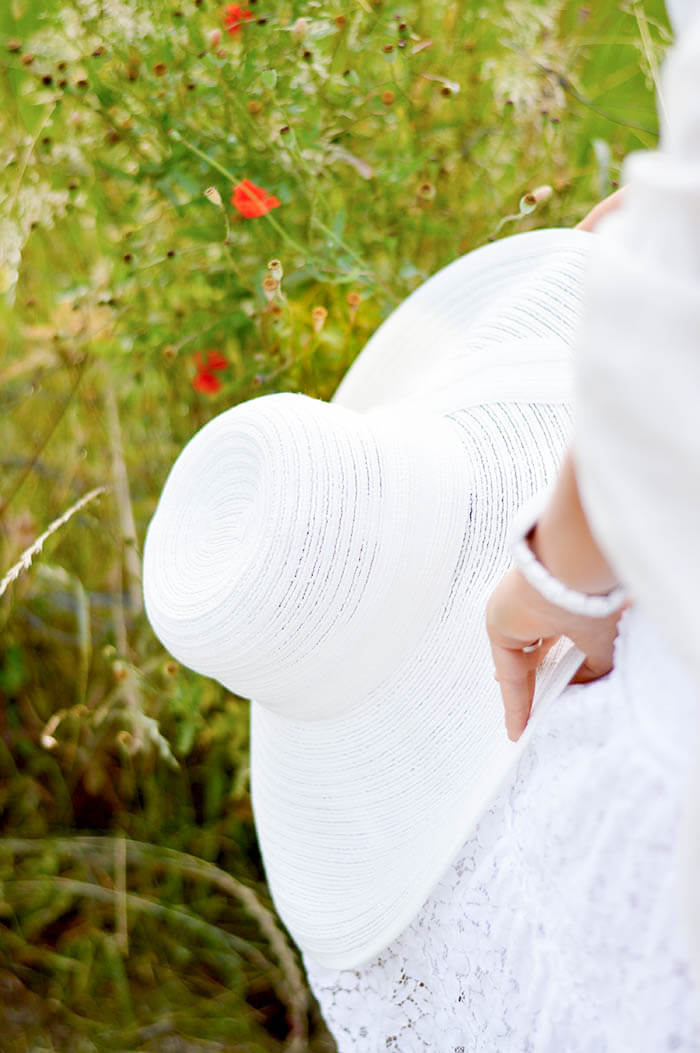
[0,0,670,1048]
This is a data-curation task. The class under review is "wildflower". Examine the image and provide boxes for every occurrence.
[224,4,254,35]
[192,349,227,393]
[194,349,228,371]
[193,370,222,395]
[231,179,281,219]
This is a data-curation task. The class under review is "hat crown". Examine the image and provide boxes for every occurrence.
[143,393,471,720]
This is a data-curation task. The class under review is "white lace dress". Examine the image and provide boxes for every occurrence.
[304,607,700,1051]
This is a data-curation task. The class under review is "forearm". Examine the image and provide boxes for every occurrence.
[529,451,619,596]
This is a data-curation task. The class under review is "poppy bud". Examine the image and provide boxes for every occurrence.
[267,258,283,282]
[21,52,35,66]
[381,89,395,105]
[293,17,309,40]
[204,186,223,208]
[247,99,262,114]
[521,184,553,208]
[262,275,278,302]
[311,306,327,333]
[113,660,129,681]
[335,14,347,28]
[210,28,221,47]
[347,291,361,323]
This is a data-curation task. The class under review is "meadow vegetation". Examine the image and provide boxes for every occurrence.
[0,0,669,1048]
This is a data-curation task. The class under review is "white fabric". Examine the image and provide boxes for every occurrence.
[573,9,700,688]
[306,608,700,1051]
[572,0,700,995]
[305,3,700,1044]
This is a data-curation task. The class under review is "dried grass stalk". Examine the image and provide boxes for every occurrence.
[0,487,106,599]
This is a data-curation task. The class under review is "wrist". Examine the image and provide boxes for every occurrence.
[530,509,619,596]
[530,451,619,595]
[510,492,627,619]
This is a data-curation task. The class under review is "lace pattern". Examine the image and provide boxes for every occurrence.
[305,609,700,1051]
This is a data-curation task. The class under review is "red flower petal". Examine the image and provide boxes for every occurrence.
[205,350,228,371]
[192,369,222,394]
[231,179,281,218]
[224,4,253,34]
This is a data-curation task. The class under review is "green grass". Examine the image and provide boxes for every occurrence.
[0,0,670,1048]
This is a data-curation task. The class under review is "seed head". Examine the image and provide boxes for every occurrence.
[204,186,223,208]
[262,275,278,302]
[267,258,283,282]
[522,184,553,207]
[311,306,328,333]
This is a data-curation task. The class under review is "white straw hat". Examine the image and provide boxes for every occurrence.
[144,227,594,969]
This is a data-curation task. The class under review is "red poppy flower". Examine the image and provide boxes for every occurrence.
[192,369,222,395]
[224,4,253,35]
[194,349,228,371]
[231,179,281,219]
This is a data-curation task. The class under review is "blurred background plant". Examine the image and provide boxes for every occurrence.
[0,0,669,1048]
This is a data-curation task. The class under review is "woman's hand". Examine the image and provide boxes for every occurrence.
[487,452,626,741]
[487,567,624,742]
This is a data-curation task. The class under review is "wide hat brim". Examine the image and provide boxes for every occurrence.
[249,227,595,969]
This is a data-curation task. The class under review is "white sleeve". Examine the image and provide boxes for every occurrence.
[572,13,700,686]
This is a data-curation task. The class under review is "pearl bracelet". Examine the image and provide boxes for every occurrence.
[510,493,628,619]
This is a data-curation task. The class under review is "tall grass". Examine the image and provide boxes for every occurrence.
[0,0,669,1048]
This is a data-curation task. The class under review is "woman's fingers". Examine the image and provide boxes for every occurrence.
[491,637,559,741]
[487,569,624,741]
